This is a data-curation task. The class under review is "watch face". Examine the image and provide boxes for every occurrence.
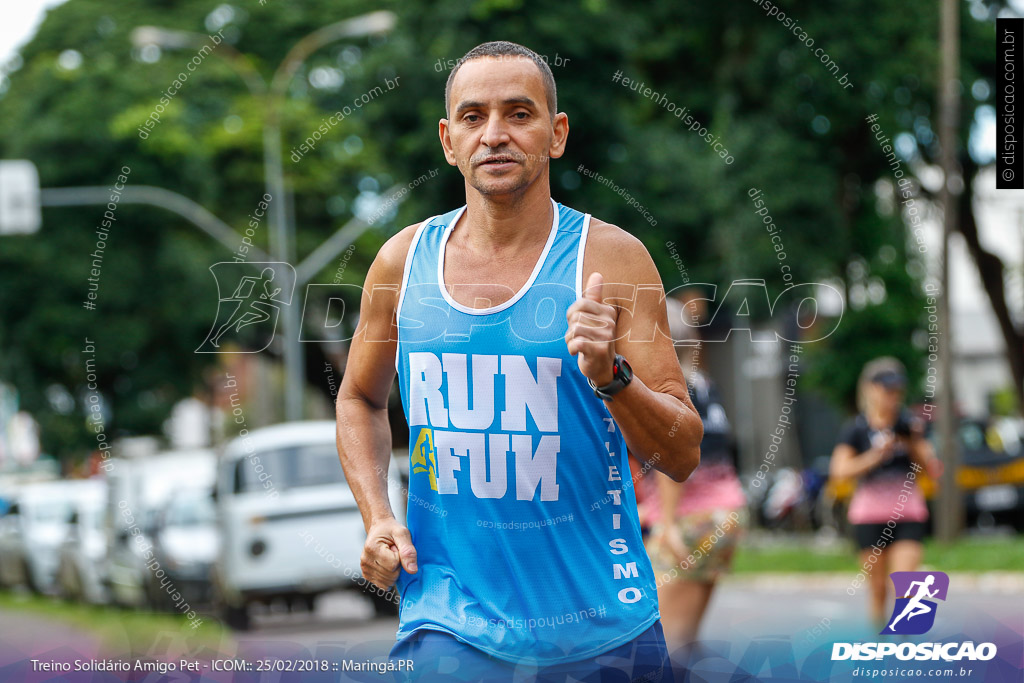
[617,355,633,380]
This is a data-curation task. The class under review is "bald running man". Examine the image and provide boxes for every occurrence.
[336,40,702,681]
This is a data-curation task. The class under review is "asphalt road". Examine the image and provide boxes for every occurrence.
[230,574,1024,663]
[2,575,1020,680]
[235,590,399,656]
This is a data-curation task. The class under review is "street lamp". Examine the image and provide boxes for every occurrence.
[131,25,266,96]
[132,12,397,422]
[130,26,196,51]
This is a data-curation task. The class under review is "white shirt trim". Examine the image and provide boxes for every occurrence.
[436,198,560,316]
[394,215,437,370]
[576,213,592,299]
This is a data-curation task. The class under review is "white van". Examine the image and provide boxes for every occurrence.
[212,420,404,629]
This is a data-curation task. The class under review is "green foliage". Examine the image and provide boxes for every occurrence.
[732,535,1024,573]
[0,590,224,648]
[990,386,1020,416]
[0,0,997,457]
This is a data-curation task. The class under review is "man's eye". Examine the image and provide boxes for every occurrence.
[513,112,529,120]
[464,114,480,123]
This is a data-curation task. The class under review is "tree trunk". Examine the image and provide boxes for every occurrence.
[957,160,1024,412]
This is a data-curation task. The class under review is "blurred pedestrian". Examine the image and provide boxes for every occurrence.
[829,357,943,627]
[638,294,747,646]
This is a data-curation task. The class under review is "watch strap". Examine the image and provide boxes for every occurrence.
[588,354,633,401]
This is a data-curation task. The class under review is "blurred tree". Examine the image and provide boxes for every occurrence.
[0,0,1005,459]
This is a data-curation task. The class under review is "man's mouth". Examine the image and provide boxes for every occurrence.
[478,155,519,167]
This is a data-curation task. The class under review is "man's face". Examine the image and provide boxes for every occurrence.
[440,56,567,198]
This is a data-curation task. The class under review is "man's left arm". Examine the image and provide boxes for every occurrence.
[565,227,702,482]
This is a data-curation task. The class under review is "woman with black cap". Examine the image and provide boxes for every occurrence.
[829,357,943,627]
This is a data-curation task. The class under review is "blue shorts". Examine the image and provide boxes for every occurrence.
[388,620,675,682]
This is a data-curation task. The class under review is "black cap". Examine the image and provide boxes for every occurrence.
[870,369,906,390]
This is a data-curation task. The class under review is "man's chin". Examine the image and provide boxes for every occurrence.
[470,174,530,197]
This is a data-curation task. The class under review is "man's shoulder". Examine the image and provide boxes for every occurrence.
[582,216,658,285]
[585,217,648,253]
[371,215,443,283]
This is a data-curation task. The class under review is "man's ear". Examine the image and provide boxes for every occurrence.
[439,119,458,166]
[547,112,569,160]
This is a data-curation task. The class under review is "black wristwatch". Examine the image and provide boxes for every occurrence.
[588,354,633,401]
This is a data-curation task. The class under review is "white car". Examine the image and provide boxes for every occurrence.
[0,479,104,593]
[212,420,405,629]
[103,449,216,608]
[56,480,109,603]
[146,490,219,610]
[0,493,27,589]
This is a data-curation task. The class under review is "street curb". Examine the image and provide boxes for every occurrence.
[720,571,1024,594]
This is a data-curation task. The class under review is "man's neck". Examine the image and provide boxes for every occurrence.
[457,181,553,253]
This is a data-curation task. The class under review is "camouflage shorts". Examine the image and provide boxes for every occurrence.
[645,507,747,583]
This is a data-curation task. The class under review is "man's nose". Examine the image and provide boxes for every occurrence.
[480,114,511,148]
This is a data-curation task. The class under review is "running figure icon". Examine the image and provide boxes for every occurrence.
[210,267,282,348]
[881,571,949,635]
[887,574,938,631]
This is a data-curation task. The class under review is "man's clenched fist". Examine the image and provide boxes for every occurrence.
[565,272,617,386]
[361,517,418,590]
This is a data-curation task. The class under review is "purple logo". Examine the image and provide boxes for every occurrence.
[881,571,949,635]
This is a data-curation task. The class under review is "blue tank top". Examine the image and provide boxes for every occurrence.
[394,199,660,665]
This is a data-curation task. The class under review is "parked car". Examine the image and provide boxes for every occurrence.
[55,479,109,604]
[958,418,1024,531]
[145,489,219,610]
[103,449,216,608]
[0,493,25,589]
[0,479,104,593]
[212,421,405,629]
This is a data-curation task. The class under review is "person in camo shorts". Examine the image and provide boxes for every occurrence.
[635,293,748,647]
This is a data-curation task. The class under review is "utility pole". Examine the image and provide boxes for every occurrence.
[935,0,963,542]
[133,12,396,421]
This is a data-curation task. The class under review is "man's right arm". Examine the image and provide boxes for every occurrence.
[336,223,421,589]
